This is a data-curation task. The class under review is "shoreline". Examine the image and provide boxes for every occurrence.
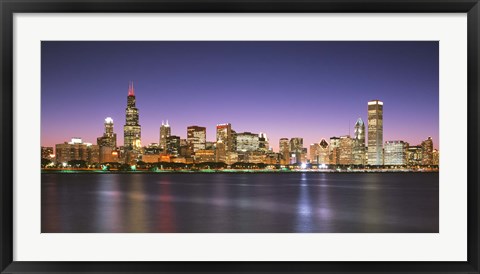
[41,169,439,174]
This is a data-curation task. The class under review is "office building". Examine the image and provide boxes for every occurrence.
[367,100,383,165]
[279,138,290,165]
[56,138,99,164]
[258,132,269,152]
[421,137,434,165]
[309,143,319,164]
[353,117,366,165]
[406,144,422,166]
[329,137,340,165]
[318,139,329,165]
[41,146,54,160]
[194,149,215,163]
[216,123,233,152]
[167,135,181,156]
[187,126,206,152]
[159,120,171,150]
[123,81,141,150]
[384,141,407,165]
[97,117,117,148]
[236,132,260,152]
[215,140,226,163]
[339,135,353,165]
[289,137,304,164]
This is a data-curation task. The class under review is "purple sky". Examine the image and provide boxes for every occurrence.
[41,41,439,151]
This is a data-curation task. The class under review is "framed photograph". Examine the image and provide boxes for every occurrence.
[1,0,479,273]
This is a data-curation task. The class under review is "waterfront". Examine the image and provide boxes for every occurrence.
[41,173,438,233]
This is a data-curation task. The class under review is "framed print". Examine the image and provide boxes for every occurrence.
[1,0,479,273]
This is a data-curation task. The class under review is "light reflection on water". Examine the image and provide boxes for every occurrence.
[41,173,439,233]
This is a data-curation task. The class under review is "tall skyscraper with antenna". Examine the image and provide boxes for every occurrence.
[159,120,171,150]
[123,81,141,150]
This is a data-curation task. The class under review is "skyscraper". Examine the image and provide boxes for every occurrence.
[216,123,233,152]
[367,100,383,165]
[97,117,118,163]
[123,82,141,150]
[166,135,181,156]
[384,141,407,165]
[236,132,260,152]
[279,138,290,165]
[329,137,340,165]
[421,137,434,165]
[353,117,366,165]
[318,139,329,165]
[309,143,320,164]
[187,126,206,152]
[338,135,353,165]
[97,117,117,148]
[159,120,171,150]
[258,133,269,152]
[289,137,303,164]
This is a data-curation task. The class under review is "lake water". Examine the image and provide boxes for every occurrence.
[41,172,438,233]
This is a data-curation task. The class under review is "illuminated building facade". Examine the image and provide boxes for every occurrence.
[289,137,304,164]
[309,143,319,164]
[97,117,118,163]
[187,126,206,152]
[97,117,117,148]
[329,137,340,165]
[367,100,383,165]
[353,117,366,165]
[99,146,119,163]
[56,138,99,164]
[384,141,407,165]
[41,146,54,160]
[406,145,422,166]
[216,123,233,152]
[318,139,329,165]
[142,154,160,163]
[123,82,141,150]
[433,149,439,166]
[339,135,353,165]
[159,120,171,150]
[167,135,180,156]
[194,149,215,163]
[215,141,226,163]
[421,137,434,165]
[279,138,290,165]
[226,152,239,165]
[258,133,269,152]
[236,132,260,152]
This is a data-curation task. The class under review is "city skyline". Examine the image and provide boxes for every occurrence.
[41,41,439,150]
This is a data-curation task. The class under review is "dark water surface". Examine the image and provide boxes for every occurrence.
[41,173,439,233]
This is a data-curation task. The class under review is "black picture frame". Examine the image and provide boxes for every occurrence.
[1,0,479,273]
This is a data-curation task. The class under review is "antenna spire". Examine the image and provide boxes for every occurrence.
[128,81,135,96]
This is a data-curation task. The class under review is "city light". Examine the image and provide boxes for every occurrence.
[43,89,438,172]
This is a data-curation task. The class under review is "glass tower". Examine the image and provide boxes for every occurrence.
[367,100,383,165]
[123,81,141,150]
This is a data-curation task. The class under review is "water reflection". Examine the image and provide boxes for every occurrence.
[126,175,148,232]
[156,178,176,232]
[95,175,121,232]
[296,173,313,232]
[42,173,439,233]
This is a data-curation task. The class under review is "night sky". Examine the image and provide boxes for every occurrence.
[41,41,439,151]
